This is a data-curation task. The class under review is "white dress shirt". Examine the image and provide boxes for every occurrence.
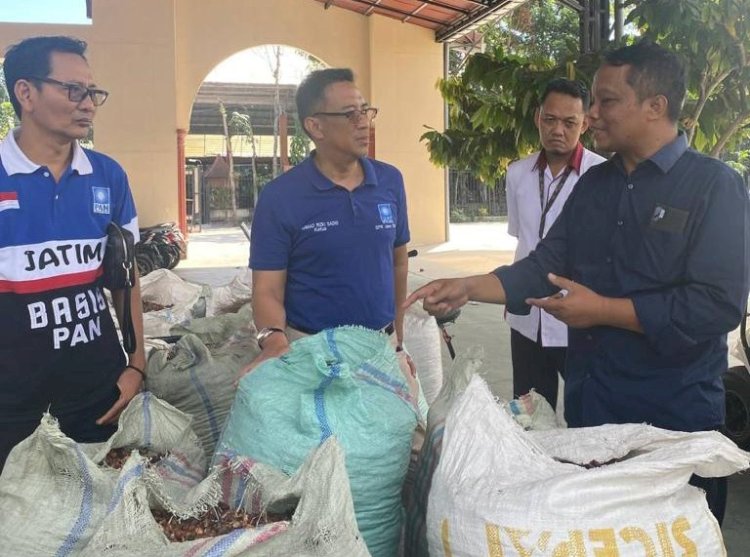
[505,144,606,346]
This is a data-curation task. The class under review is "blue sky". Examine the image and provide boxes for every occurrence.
[0,0,90,25]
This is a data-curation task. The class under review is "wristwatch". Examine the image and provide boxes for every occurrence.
[256,327,286,348]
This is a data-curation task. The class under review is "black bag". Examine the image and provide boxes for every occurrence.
[103,222,137,354]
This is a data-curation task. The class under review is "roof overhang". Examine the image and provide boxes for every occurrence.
[309,0,535,43]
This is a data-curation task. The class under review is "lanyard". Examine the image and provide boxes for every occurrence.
[538,164,573,239]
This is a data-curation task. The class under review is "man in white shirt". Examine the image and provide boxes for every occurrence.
[505,78,606,409]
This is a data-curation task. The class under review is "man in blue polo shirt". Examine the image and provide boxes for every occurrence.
[0,36,146,471]
[406,41,750,523]
[243,68,412,380]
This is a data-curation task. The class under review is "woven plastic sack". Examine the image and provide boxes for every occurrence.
[169,303,257,353]
[427,376,750,557]
[403,306,443,405]
[81,438,370,557]
[507,388,559,430]
[403,349,482,557]
[205,269,253,316]
[217,326,420,557]
[728,326,749,369]
[0,393,205,556]
[140,269,209,336]
[145,332,256,457]
[0,415,119,556]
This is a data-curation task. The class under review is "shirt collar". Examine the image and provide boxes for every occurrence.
[611,132,688,175]
[0,128,93,176]
[305,150,378,191]
[647,131,688,174]
[533,142,584,174]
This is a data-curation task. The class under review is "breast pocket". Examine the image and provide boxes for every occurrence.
[630,226,689,284]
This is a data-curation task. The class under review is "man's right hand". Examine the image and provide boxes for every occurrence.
[236,332,290,383]
[404,273,506,317]
[404,278,470,317]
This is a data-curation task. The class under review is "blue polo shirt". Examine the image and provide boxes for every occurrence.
[250,154,410,332]
[0,131,139,420]
[496,133,750,432]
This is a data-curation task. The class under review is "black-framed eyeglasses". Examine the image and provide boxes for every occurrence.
[312,107,378,123]
[28,76,109,106]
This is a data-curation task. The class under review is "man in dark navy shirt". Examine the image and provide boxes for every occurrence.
[406,41,750,523]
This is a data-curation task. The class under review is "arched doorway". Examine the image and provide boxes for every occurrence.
[185,45,325,228]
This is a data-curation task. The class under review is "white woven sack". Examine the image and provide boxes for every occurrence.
[140,268,204,308]
[506,388,559,430]
[403,350,483,557]
[82,437,371,557]
[728,326,749,369]
[0,393,211,556]
[140,269,208,336]
[205,269,252,316]
[0,415,119,556]
[403,306,444,405]
[427,376,750,557]
[91,392,209,514]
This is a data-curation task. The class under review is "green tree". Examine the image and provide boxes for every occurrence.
[0,103,15,139]
[289,127,311,166]
[450,0,579,75]
[425,0,750,184]
[229,110,261,209]
[218,100,239,223]
[484,0,579,64]
[627,0,750,158]
[0,68,17,139]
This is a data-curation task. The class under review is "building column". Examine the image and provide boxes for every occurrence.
[279,112,290,172]
[177,128,187,238]
[368,125,376,158]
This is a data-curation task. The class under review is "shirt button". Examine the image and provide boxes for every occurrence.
[55,194,59,200]
[44,171,50,178]
[586,334,593,341]
[606,256,612,263]
[617,220,623,226]
[627,183,634,190]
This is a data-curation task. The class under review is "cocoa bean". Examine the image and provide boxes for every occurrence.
[151,503,294,542]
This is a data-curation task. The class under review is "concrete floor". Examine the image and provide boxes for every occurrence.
[177,222,749,555]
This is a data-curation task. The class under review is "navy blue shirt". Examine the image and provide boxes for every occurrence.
[496,133,750,432]
[250,154,410,332]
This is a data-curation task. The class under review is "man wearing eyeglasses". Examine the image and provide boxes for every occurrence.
[0,36,146,471]
[505,79,605,413]
[242,68,415,390]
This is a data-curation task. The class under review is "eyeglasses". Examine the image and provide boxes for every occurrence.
[28,76,109,106]
[312,107,378,123]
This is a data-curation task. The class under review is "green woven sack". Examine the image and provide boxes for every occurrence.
[217,326,420,557]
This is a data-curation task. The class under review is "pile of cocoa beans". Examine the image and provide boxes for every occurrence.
[142,301,173,313]
[103,447,164,469]
[152,502,293,542]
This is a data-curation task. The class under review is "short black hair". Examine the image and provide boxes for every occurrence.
[295,68,354,136]
[3,36,88,118]
[603,40,686,122]
[540,78,590,111]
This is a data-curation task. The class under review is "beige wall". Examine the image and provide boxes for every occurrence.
[0,0,179,225]
[368,16,446,245]
[0,0,446,245]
